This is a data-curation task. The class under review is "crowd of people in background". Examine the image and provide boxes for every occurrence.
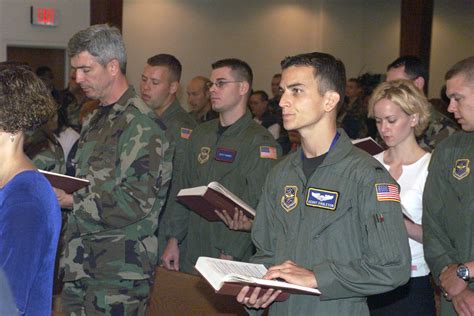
[0,23,473,316]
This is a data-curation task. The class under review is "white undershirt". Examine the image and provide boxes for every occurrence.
[55,127,80,162]
[374,151,431,277]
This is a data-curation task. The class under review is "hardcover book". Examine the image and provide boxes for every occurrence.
[38,169,90,194]
[177,181,256,221]
[351,137,385,155]
[195,257,321,302]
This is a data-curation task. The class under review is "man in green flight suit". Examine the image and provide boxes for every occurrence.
[139,53,197,259]
[423,56,474,316]
[53,24,173,315]
[236,52,411,315]
[161,58,280,273]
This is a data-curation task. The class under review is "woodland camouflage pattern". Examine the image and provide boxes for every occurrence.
[61,87,173,283]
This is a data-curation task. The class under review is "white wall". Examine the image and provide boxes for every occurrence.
[430,0,474,98]
[123,0,401,108]
[0,0,89,66]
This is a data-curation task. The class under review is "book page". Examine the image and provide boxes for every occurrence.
[208,182,256,216]
[207,259,267,279]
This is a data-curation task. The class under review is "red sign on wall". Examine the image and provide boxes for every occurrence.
[31,6,59,27]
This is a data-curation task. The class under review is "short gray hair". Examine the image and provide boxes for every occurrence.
[68,24,127,74]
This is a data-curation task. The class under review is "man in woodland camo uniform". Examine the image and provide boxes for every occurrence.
[54,24,172,315]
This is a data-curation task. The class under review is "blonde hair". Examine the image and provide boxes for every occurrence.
[368,79,430,136]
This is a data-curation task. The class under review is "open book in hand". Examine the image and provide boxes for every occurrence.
[38,169,90,194]
[176,181,256,222]
[195,257,321,302]
[351,137,384,155]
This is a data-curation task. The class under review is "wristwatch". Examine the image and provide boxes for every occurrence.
[456,264,470,281]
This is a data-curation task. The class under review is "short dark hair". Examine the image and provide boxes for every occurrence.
[147,53,182,82]
[272,73,281,79]
[211,58,253,87]
[445,56,474,85]
[281,52,346,108]
[0,64,57,133]
[251,90,269,102]
[35,65,53,78]
[387,55,429,84]
[347,78,361,87]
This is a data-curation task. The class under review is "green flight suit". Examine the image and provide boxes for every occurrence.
[60,87,173,314]
[164,110,280,273]
[250,130,411,315]
[157,100,197,258]
[423,132,474,316]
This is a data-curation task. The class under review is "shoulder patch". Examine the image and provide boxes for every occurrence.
[260,146,277,159]
[375,183,400,202]
[180,127,192,139]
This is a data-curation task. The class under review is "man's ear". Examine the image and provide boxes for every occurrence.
[170,81,179,94]
[240,81,250,96]
[323,91,340,113]
[107,59,121,76]
[413,76,425,91]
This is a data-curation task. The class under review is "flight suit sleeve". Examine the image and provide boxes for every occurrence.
[422,150,458,281]
[218,139,279,260]
[161,134,194,243]
[72,116,172,234]
[314,167,411,299]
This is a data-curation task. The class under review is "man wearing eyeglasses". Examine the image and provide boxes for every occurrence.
[160,58,280,273]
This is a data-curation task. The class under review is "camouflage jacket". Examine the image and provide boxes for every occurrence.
[419,105,459,151]
[157,100,197,257]
[61,86,173,281]
[32,128,80,176]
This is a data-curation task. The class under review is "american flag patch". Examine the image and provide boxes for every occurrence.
[260,146,277,159]
[180,128,192,139]
[375,183,400,202]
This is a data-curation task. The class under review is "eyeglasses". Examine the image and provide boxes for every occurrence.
[206,80,243,89]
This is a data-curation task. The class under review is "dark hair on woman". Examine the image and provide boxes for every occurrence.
[0,64,57,133]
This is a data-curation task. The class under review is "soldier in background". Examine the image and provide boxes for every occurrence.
[54,24,172,315]
[386,55,459,150]
[139,53,197,258]
[187,76,218,123]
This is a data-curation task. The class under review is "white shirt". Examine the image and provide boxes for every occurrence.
[55,127,80,162]
[374,151,431,277]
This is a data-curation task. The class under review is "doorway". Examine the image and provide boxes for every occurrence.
[7,46,66,90]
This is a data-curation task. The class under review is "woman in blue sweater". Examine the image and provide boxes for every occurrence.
[0,63,61,315]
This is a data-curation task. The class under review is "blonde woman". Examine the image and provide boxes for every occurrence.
[367,79,435,315]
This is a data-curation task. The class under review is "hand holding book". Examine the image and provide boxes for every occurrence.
[195,257,320,304]
[214,207,253,231]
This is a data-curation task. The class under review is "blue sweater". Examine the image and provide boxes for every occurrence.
[0,171,61,315]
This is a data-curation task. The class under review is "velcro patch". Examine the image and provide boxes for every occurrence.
[305,188,339,211]
[180,128,192,139]
[215,147,236,163]
[260,146,277,159]
[375,183,400,202]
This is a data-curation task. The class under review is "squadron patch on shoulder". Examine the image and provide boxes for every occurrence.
[198,147,211,164]
[305,188,339,211]
[180,128,192,139]
[281,185,298,212]
[215,147,236,163]
[452,159,470,180]
[375,183,400,202]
